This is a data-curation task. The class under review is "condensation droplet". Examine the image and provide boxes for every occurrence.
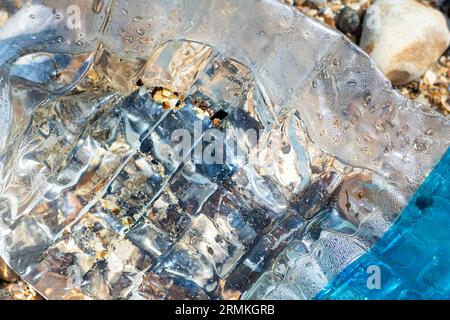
[92,0,104,14]
[138,37,151,44]
[364,93,372,106]
[413,139,427,152]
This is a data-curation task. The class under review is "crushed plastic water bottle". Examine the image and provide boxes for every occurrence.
[0,0,448,300]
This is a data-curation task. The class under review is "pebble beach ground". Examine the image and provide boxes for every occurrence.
[285,0,450,115]
[0,0,449,300]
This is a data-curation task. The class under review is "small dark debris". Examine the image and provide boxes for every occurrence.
[140,137,153,153]
[211,110,229,122]
[136,78,144,87]
[415,196,433,210]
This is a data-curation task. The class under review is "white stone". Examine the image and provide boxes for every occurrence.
[423,70,437,86]
[360,0,450,85]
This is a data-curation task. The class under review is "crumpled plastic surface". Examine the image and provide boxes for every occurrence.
[0,0,448,300]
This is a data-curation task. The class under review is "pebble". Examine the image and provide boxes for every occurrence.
[0,258,19,283]
[304,0,328,9]
[0,282,42,300]
[335,6,360,34]
[360,0,450,85]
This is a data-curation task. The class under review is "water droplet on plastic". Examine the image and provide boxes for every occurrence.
[121,33,133,43]
[413,139,427,152]
[364,93,372,106]
[92,0,104,14]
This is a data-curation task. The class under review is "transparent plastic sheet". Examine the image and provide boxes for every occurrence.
[0,0,448,300]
